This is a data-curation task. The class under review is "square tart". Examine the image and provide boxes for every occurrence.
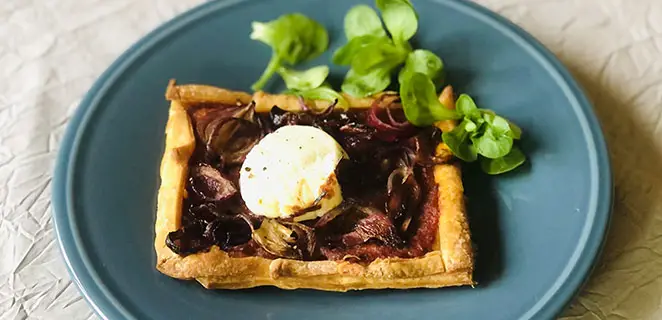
[154,80,474,291]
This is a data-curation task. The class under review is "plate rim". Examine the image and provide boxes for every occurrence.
[52,0,613,319]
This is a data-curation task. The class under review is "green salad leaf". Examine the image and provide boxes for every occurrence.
[250,13,328,91]
[351,41,407,74]
[456,94,481,120]
[277,65,329,91]
[398,49,444,85]
[440,93,526,174]
[341,68,391,98]
[507,119,523,139]
[399,72,460,126]
[335,1,418,97]
[442,119,478,162]
[332,35,384,65]
[297,86,349,109]
[375,0,418,47]
[344,5,387,39]
[471,126,514,159]
[480,146,526,174]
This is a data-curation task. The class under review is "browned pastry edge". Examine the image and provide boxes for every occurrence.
[154,80,474,291]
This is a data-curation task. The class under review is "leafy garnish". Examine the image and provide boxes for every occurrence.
[480,146,526,175]
[398,49,444,85]
[341,68,391,98]
[456,93,482,119]
[399,72,460,126]
[351,41,407,74]
[250,13,328,91]
[247,2,527,175]
[277,65,329,92]
[335,0,418,97]
[442,119,478,162]
[297,86,349,109]
[332,35,384,65]
[277,66,347,107]
[441,93,526,173]
[399,74,526,173]
[375,0,418,47]
[472,125,514,159]
[344,5,387,39]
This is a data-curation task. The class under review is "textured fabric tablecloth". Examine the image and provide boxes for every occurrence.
[2,0,661,319]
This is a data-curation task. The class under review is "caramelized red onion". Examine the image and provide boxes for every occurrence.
[205,120,263,165]
[219,119,263,165]
[203,215,253,249]
[166,212,254,256]
[366,95,415,141]
[406,133,452,166]
[283,221,317,260]
[385,148,423,233]
[252,219,317,260]
[270,106,313,127]
[387,174,421,233]
[270,100,337,129]
[386,167,412,196]
[191,106,241,140]
[165,222,211,256]
[384,101,410,129]
[251,220,296,258]
[189,164,237,201]
[187,202,222,223]
[341,212,402,247]
[314,201,352,228]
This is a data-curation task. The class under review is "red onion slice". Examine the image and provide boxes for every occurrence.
[204,117,263,165]
[387,167,412,196]
[189,164,238,201]
[384,102,411,129]
[282,221,317,259]
[341,212,402,247]
[252,220,317,260]
[165,221,212,256]
[314,202,352,228]
[366,96,416,141]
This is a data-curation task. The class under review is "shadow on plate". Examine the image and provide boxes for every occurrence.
[557,53,662,317]
[462,164,502,286]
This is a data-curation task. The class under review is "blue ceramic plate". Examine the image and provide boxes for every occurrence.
[53,0,612,319]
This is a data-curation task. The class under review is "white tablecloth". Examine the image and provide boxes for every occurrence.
[2,0,661,319]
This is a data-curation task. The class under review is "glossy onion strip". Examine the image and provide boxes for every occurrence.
[189,164,237,201]
[166,213,253,255]
[366,95,415,141]
[202,103,263,166]
[386,150,422,233]
[252,219,300,259]
[341,212,402,247]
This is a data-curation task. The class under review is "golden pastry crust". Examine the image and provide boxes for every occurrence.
[155,80,474,291]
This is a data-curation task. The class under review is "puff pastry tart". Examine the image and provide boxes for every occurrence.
[155,80,474,291]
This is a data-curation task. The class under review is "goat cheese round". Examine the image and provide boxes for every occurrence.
[239,125,346,221]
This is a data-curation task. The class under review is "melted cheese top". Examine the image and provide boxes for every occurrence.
[239,125,346,221]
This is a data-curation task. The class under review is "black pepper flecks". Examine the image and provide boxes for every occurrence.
[245,167,252,172]
[262,167,267,171]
